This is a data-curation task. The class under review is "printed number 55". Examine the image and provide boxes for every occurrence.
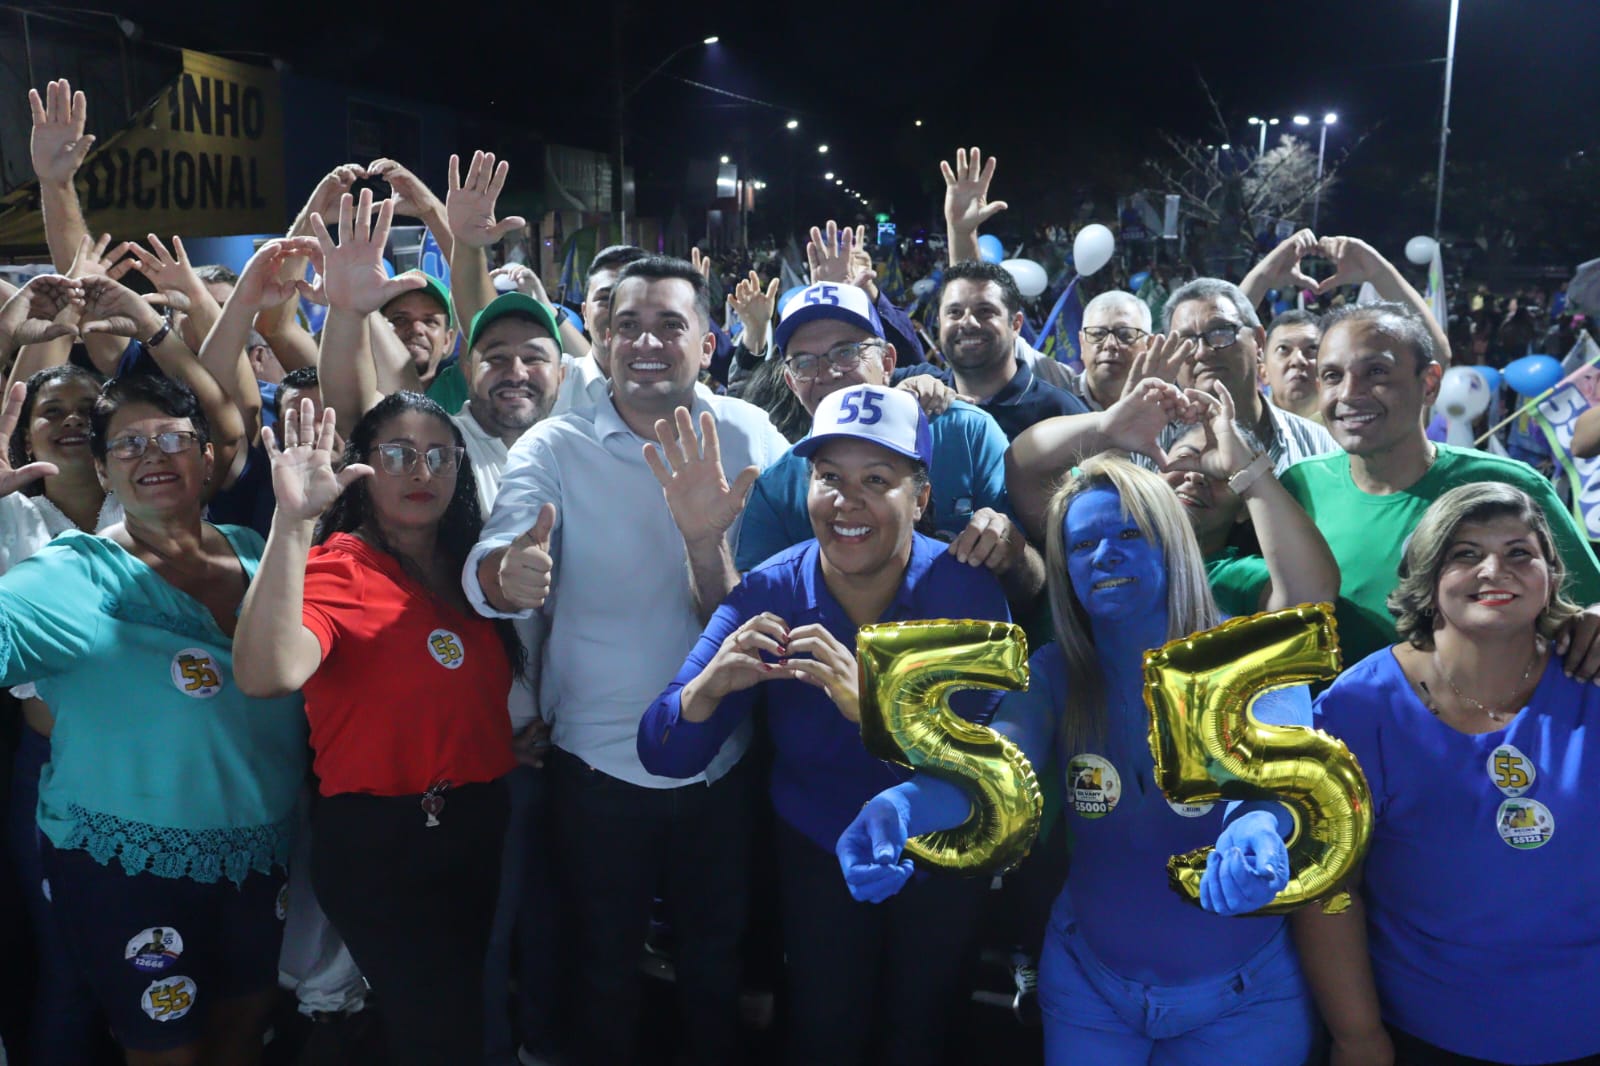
[838,390,884,425]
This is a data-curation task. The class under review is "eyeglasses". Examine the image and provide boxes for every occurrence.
[1175,323,1247,351]
[1081,325,1151,347]
[372,444,465,477]
[106,430,203,460]
[785,341,884,381]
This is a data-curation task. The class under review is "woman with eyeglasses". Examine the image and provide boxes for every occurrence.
[0,372,307,1063]
[235,391,519,1066]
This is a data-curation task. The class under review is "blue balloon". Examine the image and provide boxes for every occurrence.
[1129,271,1151,293]
[1467,365,1502,395]
[1503,355,1563,398]
[977,234,1004,264]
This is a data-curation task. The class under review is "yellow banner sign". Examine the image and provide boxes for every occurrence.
[0,50,286,248]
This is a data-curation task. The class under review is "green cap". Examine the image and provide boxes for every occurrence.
[385,271,455,329]
[467,292,562,353]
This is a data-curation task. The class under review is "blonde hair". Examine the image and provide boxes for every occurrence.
[1043,455,1222,752]
[1389,482,1581,649]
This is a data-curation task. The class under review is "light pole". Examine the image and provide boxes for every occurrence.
[1434,0,1460,239]
[1295,113,1338,230]
[1247,115,1281,157]
[611,33,719,240]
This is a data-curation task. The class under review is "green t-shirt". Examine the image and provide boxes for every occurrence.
[1279,444,1600,666]
[426,360,469,415]
[1205,545,1270,618]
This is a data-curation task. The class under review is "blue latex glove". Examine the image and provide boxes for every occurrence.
[1198,810,1289,916]
[836,792,915,903]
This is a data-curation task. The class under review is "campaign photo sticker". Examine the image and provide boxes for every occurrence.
[170,648,223,698]
[141,975,197,1023]
[125,926,183,974]
[1496,798,1554,850]
[427,629,465,670]
[1067,754,1121,820]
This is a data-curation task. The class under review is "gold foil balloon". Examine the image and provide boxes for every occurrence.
[1143,604,1372,914]
[856,619,1040,875]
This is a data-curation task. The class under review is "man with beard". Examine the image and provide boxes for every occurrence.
[897,260,1087,441]
[1259,309,1322,422]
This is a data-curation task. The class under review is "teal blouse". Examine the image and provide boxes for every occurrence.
[0,526,308,885]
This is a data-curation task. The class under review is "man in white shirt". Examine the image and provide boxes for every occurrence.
[464,255,788,1066]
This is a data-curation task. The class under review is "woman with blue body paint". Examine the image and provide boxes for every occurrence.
[838,450,1319,1065]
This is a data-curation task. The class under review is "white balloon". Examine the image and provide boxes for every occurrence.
[1001,258,1049,298]
[1405,235,1437,266]
[1073,224,1115,276]
[1437,366,1490,448]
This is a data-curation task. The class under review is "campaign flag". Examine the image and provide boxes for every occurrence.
[418,228,450,288]
[1532,336,1600,538]
[555,235,581,305]
[1037,276,1083,371]
[877,244,907,302]
[1426,243,1448,329]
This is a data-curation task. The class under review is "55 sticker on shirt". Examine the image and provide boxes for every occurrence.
[170,649,223,698]
[141,976,197,1022]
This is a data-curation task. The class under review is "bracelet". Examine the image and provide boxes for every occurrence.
[1226,452,1273,497]
[144,322,172,349]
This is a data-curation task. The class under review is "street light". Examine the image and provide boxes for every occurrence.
[1293,114,1311,126]
[818,144,829,154]
[824,171,834,180]
[785,119,799,130]
[613,33,718,238]
[703,35,719,44]
[719,155,730,164]
[1247,115,1281,156]
[1309,113,1338,230]
[914,119,923,127]
[1435,0,1460,238]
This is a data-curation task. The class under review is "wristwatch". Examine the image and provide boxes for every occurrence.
[1226,452,1273,496]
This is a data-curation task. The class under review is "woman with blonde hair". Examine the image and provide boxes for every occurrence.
[1300,482,1598,1066]
[839,443,1320,1064]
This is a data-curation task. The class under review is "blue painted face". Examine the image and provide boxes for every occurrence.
[1063,486,1169,623]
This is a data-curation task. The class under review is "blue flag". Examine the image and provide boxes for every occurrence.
[1037,276,1083,371]
[556,235,581,305]
[877,244,907,302]
[419,228,451,288]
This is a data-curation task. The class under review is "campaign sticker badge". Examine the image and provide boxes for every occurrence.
[170,648,223,698]
[140,975,197,1023]
[1067,754,1121,820]
[1496,798,1554,850]
[1487,744,1536,798]
[1166,798,1216,818]
[125,927,183,974]
[427,629,465,670]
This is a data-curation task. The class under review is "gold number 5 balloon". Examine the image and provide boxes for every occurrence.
[1143,604,1372,914]
[857,619,1040,875]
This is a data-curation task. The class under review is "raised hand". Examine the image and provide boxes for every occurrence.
[497,501,557,611]
[308,189,426,314]
[847,226,879,295]
[1197,810,1290,916]
[262,399,371,522]
[445,151,526,249]
[836,793,915,903]
[230,237,324,315]
[782,623,861,723]
[644,407,759,546]
[683,612,793,718]
[300,164,368,234]
[78,275,165,339]
[1313,236,1387,294]
[807,221,872,288]
[0,274,84,348]
[66,232,136,282]
[1165,382,1260,481]
[29,79,95,185]
[940,146,1008,235]
[0,382,61,496]
[490,263,550,304]
[1251,229,1323,293]
[368,158,441,221]
[690,246,714,283]
[1121,332,1198,396]
[730,271,779,338]
[112,234,212,310]
[1100,378,1203,466]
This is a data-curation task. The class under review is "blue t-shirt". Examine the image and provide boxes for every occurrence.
[638,534,1010,853]
[1314,648,1600,1063]
[995,640,1309,985]
[734,401,1010,572]
[894,359,1090,443]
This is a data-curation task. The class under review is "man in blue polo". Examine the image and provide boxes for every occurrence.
[736,282,1044,606]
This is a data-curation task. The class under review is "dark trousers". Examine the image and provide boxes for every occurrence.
[312,780,508,1066]
[775,818,987,1066]
[484,763,561,1061]
[1390,1027,1600,1066]
[551,748,754,1066]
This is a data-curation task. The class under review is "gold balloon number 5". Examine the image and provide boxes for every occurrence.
[857,619,1041,876]
[1143,604,1373,914]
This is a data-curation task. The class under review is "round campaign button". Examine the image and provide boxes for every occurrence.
[1486,744,1536,798]
[1495,798,1555,851]
[141,975,197,1023]
[125,927,183,974]
[427,629,465,670]
[1067,754,1122,820]
[1166,798,1216,818]
[170,648,223,698]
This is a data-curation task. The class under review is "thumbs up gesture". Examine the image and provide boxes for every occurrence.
[495,501,557,610]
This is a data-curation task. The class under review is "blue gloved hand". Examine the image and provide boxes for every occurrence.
[836,792,915,903]
[1198,810,1289,916]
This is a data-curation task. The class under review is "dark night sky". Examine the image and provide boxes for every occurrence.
[87,0,1600,241]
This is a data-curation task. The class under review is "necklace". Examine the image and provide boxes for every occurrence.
[1428,638,1544,722]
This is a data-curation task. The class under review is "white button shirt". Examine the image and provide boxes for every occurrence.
[464,390,790,787]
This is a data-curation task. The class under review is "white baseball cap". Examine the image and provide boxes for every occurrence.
[793,384,934,470]
[774,282,884,352]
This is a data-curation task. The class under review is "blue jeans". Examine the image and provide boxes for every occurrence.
[6,724,102,1064]
[1039,889,1315,1065]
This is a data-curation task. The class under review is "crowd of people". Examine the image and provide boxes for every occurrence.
[2,76,1599,1066]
